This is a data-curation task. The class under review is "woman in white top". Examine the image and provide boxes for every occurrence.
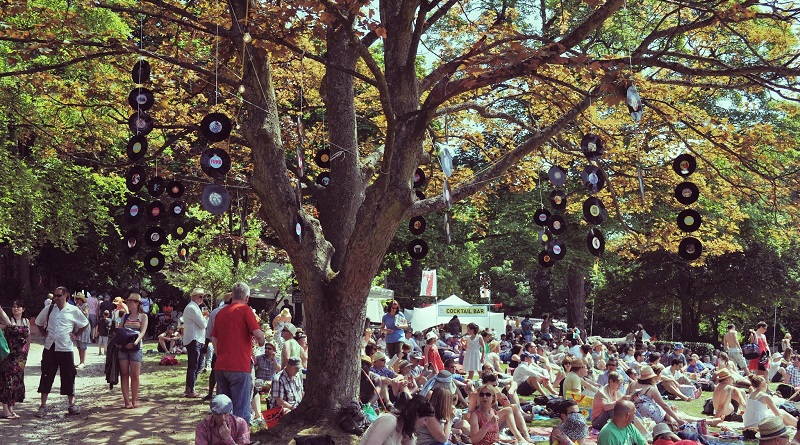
[742,374,797,433]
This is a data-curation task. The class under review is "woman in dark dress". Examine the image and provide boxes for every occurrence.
[0,300,31,419]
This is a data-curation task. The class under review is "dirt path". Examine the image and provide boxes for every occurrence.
[2,338,209,444]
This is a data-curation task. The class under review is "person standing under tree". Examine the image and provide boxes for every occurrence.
[117,292,148,408]
[724,324,749,374]
[381,300,408,360]
[183,288,208,398]
[749,322,771,378]
[0,300,30,419]
[34,286,89,417]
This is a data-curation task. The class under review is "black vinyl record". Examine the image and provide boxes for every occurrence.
[145,226,166,247]
[533,208,551,226]
[627,85,643,122]
[586,228,605,257]
[674,182,699,205]
[126,135,148,162]
[549,239,566,260]
[415,190,426,201]
[143,251,165,273]
[167,180,184,199]
[128,111,154,136]
[200,112,232,142]
[580,134,605,160]
[408,239,429,260]
[125,165,147,193]
[169,200,186,218]
[200,148,231,179]
[581,165,606,193]
[538,228,553,245]
[239,244,248,263]
[125,197,144,223]
[201,184,231,215]
[177,244,189,261]
[677,209,702,232]
[538,250,554,268]
[582,197,608,225]
[147,200,165,220]
[128,87,155,111]
[548,214,566,235]
[316,172,330,187]
[679,237,703,260]
[131,60,151,84]
[293,213,303,244]
[549,189,567,210]
[173,223,190,240]
[673,154,696,177]
[123,230,140,255]
[147,176,165,198]
[413,168,426,188]
[443,179,452,210]
[315,149,331,168]
[548,166,567,187]
[444,213,452,245]
[409,216,426,235]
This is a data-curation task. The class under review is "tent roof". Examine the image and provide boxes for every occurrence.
[438,295,471,307]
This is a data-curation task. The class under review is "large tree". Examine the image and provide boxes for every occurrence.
[3,0,800,436]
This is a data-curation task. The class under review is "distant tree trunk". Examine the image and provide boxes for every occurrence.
[566,267,586,334]
[678,264,697,340]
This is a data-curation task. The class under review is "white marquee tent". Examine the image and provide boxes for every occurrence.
[403,295,506,335]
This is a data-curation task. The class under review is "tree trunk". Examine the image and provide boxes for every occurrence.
[566,267,586,334]
[678,264,694,340]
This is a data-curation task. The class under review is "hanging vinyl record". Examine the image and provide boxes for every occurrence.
[166,180,184,199]
[169,200,186,218]
[538,228,553,245]
[443,179,452,210]
[239,244,249,263]
[173,223,190,240]
[580,134,605,160]
[581,165,606,193]
[293,213,303,244]
[126,135,148,162]
[538,250,554,268]
[582,197,608,225]
[147,176,165,197]
[408,239,429,260]
[627,85,643,122]
[533,208,551,226]
[128,111,154,136]
[147,200,165,220]
[199,112,232,142]
[413,167,426,188]
[444,213,452,245]
[548,214,566,235]
[125,165,146,193]
[145,226,166,247]
[549,189,567,210]
[678,237,703,260]
[201,184,231,215]
[128,87,155,111]
[674,182,699,205]
[123,230,140,255]
[131,60,151,84]
[177,244,189,261]
[586,228,605,257]
[315,172,330,187]
[415,190,426,201]
[549,239,566,261]
[200,148,231,179]
[672,154,696,177]
[548,166,567,187]
[409,216,426,235]
[677,209,702,232]
[143,251,165,273]
[314,148,331,168]
[125,197,144,223]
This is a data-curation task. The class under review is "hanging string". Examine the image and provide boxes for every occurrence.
[215,19,220,106]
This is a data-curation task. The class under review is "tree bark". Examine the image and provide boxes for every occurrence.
[678,264,694,340]
[566,267,586,334]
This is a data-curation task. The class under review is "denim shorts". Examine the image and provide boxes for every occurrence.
[118,347,143,362]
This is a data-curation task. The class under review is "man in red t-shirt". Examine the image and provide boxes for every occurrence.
[211,282,265,423]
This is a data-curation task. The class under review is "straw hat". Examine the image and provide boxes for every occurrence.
[758,416,789,441]
[570,358,585,369]
[74,292,87,302]
[190,288,206,297]
[652,423,673,438]
[426,331,439,341]
[715,368,733,381]
[113,296,124,305]
[372,351,387,362]
[638,365,657,380]
[396,360,412,371]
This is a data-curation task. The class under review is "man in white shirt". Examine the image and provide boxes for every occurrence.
[512,352,556,396]
[34,286,89,417]
[183,288,208,398]
[660,358,695,401]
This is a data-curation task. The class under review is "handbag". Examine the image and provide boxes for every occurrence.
[742,343,760,360]
[0,329,10,361]
[113,327,141,351]
[262,406,283,428]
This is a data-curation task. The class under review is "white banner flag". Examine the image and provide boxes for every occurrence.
[420,269,437,296]
[480,286,491,300]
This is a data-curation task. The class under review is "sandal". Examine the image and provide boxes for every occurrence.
[35,406,47,418]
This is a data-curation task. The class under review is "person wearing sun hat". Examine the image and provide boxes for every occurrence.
[757,416,792,445]
[424,330,445,373]
[194,394,250,445]
[183,288,208,398]
[72,292,92,369]
[711,367,747,422]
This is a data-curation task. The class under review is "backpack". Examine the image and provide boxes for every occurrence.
[701,397,714,416]
[338,401,370,435]
[159,355,179,365]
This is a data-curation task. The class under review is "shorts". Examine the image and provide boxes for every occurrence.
[118,348,143,362]
[75,341,89,351]
[98,336,108,347]
[517,380,536,396]
[727,347,748,370]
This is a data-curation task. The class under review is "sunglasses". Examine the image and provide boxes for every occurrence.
[479,392,494,397]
